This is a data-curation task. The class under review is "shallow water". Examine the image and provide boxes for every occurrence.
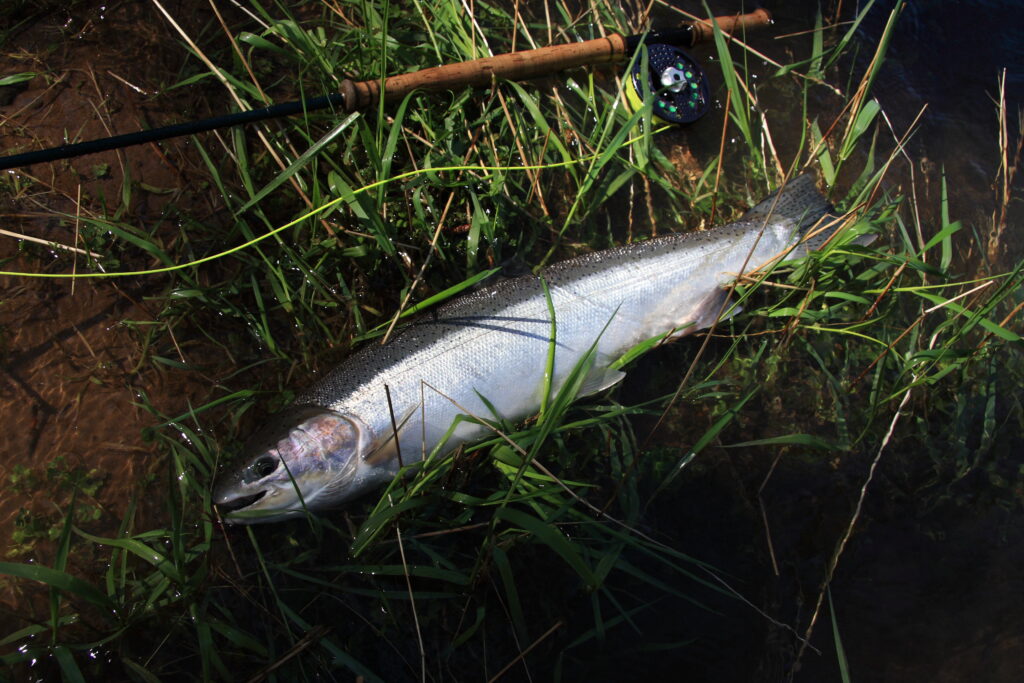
[1,0,1021,680]
[0,0,225,600]
[664,1,1024,679]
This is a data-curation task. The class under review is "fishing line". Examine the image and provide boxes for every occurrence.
[1,9,774,279]
[0,10,770,171]
[0,127,671,280]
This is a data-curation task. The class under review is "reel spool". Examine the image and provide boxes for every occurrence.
[624,44,710,125]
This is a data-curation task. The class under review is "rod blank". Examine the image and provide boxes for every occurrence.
[0,9,771,171]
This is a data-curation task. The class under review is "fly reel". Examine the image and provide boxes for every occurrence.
[624,44,710,125]
[1,10,775,170]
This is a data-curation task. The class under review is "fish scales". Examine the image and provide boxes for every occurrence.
[304,221,774,457]
[214,175,833,522]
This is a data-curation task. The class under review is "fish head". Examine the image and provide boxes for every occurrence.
[213,406,378,523]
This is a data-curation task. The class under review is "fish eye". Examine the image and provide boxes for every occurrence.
[251,456,280,478]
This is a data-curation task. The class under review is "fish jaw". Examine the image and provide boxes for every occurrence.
[213,407,379,524]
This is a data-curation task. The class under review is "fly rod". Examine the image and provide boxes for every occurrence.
[0,9,770,171]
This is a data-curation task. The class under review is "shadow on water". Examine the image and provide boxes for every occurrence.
[0,0,1021,680]
[848,0,1024,272]
[639,1,1024,680]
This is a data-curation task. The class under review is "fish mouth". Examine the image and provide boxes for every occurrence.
[215,489,267,515]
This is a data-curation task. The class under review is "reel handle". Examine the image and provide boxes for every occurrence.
[338,9,772,112]
[0,9,771,169]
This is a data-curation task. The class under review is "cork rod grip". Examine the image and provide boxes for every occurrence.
[340,34,628,112]
[689,8,772,44]
[338,9,772,112]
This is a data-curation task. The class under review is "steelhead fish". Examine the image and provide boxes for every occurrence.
[214,174,844,523]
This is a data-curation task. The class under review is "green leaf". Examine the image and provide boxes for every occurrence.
[237,112,358,215]
[809,11,824,79]
[121,658,163,683]
[0,562,113,611]
[709,3,753,153]
[236,31,290,56]
[0,72,36,87]
[724,434,841,450]
[491,546,528,641]
[840,99,880,161]
[495,507,598,589]
[53,646,85,683]
[0,617,76,648]
[938,172,957,271]
[829,589,852,682]
[610,329,676,370]
[352,268,500,342]
[73,529,184,585]
[811,119,836,186]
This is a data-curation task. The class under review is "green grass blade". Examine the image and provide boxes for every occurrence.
[829,589,852,682]
[72,529,185,585]
[495,507,598,589]
[52,645,85,683]
[237,112,359,214]
[0,562,113,612]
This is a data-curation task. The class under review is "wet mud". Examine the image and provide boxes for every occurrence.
[0,0,225,608]
[0,0,1021,680]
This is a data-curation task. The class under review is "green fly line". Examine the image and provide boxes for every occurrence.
[2,126,670,280]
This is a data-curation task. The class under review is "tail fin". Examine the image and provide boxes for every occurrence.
[741,174,831,234]
[742,174,874,258]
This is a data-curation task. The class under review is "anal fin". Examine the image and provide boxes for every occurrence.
[579,367,627,397]
[669,287,740,339]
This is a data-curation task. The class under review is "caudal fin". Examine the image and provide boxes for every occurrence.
[742,174,875,258]
[741,174,831,234]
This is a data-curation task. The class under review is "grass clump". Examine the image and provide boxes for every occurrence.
[1,0,1022,681]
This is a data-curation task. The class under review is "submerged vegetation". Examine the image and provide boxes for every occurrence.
[1,0,1021,680]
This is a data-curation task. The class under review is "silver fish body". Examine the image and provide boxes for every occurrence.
[214,175,834,522]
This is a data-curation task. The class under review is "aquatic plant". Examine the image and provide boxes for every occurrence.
[1,0,1020,680]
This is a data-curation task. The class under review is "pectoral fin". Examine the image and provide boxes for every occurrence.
[364,404,417,467]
